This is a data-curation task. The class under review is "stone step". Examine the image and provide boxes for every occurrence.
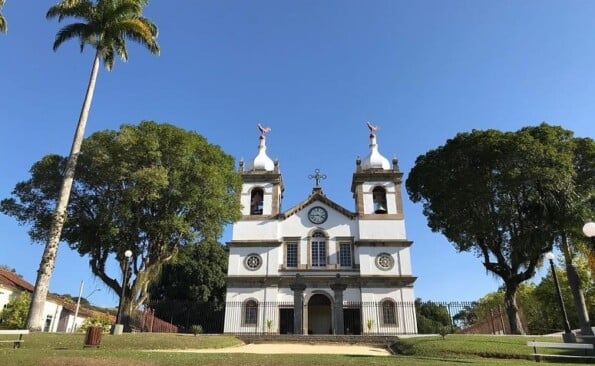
[237,334,399,346]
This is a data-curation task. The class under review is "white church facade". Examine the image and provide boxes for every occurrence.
[223,124,417,335]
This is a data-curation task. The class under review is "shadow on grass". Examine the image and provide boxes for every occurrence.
[42,357,159,366]
[408,356,475,364]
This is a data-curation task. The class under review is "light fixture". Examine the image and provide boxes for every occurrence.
[582,221,595,239]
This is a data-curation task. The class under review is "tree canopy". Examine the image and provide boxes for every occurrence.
[149,239,228,304]
[47,0,159,70]
[406,123,592,334]
[1,121,242,317]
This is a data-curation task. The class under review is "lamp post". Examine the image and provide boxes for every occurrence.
[113,250,132,335]
[545,252,575,342]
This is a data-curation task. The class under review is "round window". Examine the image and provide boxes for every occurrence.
[244,254,262,271]
[375,253,394,271]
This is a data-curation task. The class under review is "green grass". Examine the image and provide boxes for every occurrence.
[0,332,588,366]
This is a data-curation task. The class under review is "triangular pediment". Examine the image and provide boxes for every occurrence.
[280,188,356,220]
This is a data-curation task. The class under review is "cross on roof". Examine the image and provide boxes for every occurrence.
[308,169,327,187]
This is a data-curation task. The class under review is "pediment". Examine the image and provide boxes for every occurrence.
[280,188,356,221]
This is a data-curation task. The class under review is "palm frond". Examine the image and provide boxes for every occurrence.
[118,18,159,55]
[47,0,94,22]
[52,22,91,51]
[0,0,6,33]
[101,46,115,70]
[0,16,6,34]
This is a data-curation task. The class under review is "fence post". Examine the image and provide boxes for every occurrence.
[498,306,506,335]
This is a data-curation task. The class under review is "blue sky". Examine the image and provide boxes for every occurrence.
[1,0,593,309]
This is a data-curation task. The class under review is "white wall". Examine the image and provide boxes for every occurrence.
[0,286,14,315]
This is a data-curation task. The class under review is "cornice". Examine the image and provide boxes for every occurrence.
[227,240,283,247]
[226,274,417,288]
[354,239,412,247]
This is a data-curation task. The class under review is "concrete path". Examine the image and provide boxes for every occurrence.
[149,342,391,356]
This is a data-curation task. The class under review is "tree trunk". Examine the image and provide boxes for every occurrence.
[26,54,101,331]
[504,282,525,335]
[561,235,593,335]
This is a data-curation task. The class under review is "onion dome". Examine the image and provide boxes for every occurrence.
[248,135,275,171]
[361,133,390,170]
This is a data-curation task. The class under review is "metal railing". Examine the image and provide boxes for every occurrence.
[132,300,529,335]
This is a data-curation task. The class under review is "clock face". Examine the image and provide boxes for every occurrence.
[308,206,328,224]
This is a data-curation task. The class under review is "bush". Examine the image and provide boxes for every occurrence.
[80,313,112,332]
[190,324,203,335]
[1,292,30,329]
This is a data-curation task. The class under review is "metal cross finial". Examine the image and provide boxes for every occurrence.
[308,169,327,187]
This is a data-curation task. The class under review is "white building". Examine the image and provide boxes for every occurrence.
[223,125,417,335]
[0,268,95,332]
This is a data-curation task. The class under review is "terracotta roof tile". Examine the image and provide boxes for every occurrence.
[0,268,34,292]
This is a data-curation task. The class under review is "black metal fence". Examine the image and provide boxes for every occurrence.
[142,300,510,335]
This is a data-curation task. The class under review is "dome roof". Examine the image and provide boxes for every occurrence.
[361,134,390,170]
[248,135,275,171]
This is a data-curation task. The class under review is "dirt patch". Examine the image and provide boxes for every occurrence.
[148,342,391,356]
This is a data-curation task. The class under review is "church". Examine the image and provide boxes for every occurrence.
[223,124,417,335]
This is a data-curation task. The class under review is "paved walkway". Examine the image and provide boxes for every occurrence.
[149,342,391,356]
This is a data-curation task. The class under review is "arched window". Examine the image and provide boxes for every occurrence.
[243,299,258,325]
[311,231,327,268]
[380,299,397,325]
[372,187,387,214]
[250,188,264,215]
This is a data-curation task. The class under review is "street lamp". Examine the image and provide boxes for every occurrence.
[114,250,133,334]
[545,252,575,342]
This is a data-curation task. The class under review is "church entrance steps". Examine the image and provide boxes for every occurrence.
[237,334,399,346]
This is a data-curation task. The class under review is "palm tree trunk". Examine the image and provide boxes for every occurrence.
[26,53,101,331]
[561,234,593,335]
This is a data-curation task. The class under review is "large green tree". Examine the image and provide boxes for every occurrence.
[24,0,159,331]
[553,136,595,335]
[406,124,584,334]
[150,240,229,304]
[1,121,241,327]
[0,0,7,33]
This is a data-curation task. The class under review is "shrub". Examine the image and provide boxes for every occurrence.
[0,292,30,329]
[80,313,112,332]
[191,324,203,335]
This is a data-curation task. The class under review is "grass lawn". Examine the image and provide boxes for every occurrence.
[0,332,587,366]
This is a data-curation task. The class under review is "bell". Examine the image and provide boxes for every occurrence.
[374,203,387,214]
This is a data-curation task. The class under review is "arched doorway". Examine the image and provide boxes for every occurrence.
[307,293,332,334]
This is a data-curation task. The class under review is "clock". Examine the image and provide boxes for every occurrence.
[308,206,328,224]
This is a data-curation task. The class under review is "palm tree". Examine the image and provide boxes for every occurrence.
[0,0,7,33]
[26,0,159,331]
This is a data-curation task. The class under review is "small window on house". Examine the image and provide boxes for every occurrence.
[311,232,327,267]
[339,243,353,267]
[373,187,387,214]
[44,315,53,332]
[243,299,258,325]
[381,299,397,325]
[250,188,264,215]
[286,242,298,268]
